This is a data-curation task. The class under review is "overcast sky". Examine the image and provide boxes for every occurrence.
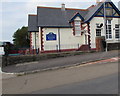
[0,0,119,42]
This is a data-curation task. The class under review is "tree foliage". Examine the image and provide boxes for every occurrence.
[13,26,30,48]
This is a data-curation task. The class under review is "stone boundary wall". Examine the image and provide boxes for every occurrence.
[2,51,92,66]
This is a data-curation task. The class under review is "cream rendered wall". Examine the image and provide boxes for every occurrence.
[43,28,85,51]
[90,17,104,49]
[90,17,119,49]
[82,23,89,44]
[75,17,81,20]
[31,32,39,49]
[31,32,35,49]
[41,16,86,51]
[43,28,59,51]
[60,28,85,49]
[36,32,39,49]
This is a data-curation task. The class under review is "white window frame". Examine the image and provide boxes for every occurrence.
[115,24,120,39]
[74,20,81,36]
[96,28,101,36]
[96,23,102,36]
[106,20,112,40]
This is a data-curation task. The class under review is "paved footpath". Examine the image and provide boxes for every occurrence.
[2,50,119,73]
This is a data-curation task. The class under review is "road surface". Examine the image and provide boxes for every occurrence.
[2,60,118,94]
[31,73,118,94]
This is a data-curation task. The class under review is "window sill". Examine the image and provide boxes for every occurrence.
[115,39,120,41]
[75,35,81,37]
[106,39,113,41]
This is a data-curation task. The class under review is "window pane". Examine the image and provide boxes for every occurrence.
[115,25,120,38]
[108,25,111,29]
[106,35,108,39]
[75,27,80,30]
[74,20,81,35]
[96,29,101,36]
[106,20,112,39]
[109,30,111,34]
[109,35,112,38]
[75,30,80,35]
[115,24,119,28]
[75,21,81,25]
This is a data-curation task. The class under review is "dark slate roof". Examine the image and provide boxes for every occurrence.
[28,15,38,32]
[37,7,88,27]
[84,2,103,22]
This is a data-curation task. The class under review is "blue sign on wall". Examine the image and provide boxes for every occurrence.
[46,32,57,41]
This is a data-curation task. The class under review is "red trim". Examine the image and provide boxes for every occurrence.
[29,14,37,16]
[41,48,78,53]
[91,48,96,50]
[40,44,90,53]
[87,22,91,49]
[72,21,75,35]
[41,28,44,51]
[81,25,87,30]
[30,32,32,49]
[81,23,84,35]
[37,6,88,11]
[60,48,77,52]
[78,44,89,51]
[87,5,96,9]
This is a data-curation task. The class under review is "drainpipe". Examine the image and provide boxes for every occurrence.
[35,32,37,53]
[103,1,108,52]
[58,28,61,52]
[85,34,87,45]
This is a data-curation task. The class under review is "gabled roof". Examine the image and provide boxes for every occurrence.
[84,2,103,23]
[28,0,120,31]
[28,15,38,32]
[84,0,120,23]
[37,7,88,27]
[69,12,84,22]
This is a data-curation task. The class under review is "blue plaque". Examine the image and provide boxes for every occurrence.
[46,32,57,41]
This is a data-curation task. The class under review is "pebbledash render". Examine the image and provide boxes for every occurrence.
[28,0,120,53]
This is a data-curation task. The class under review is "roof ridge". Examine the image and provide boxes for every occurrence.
[87,5,96,9]
[37,6,88,11]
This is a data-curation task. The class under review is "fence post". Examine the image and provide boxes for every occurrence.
[56,45,58,52]
[32,46,34,54]
[78,44,79,49]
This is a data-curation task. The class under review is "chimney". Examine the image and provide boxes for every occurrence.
[61,3,65,11]
[96,0,100,5]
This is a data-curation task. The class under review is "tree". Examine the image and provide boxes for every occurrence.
[13,26,30,48]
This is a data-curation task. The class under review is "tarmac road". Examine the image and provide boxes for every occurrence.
[2,50,119,73]
[2,61,118,94]
[31,73,118,94]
